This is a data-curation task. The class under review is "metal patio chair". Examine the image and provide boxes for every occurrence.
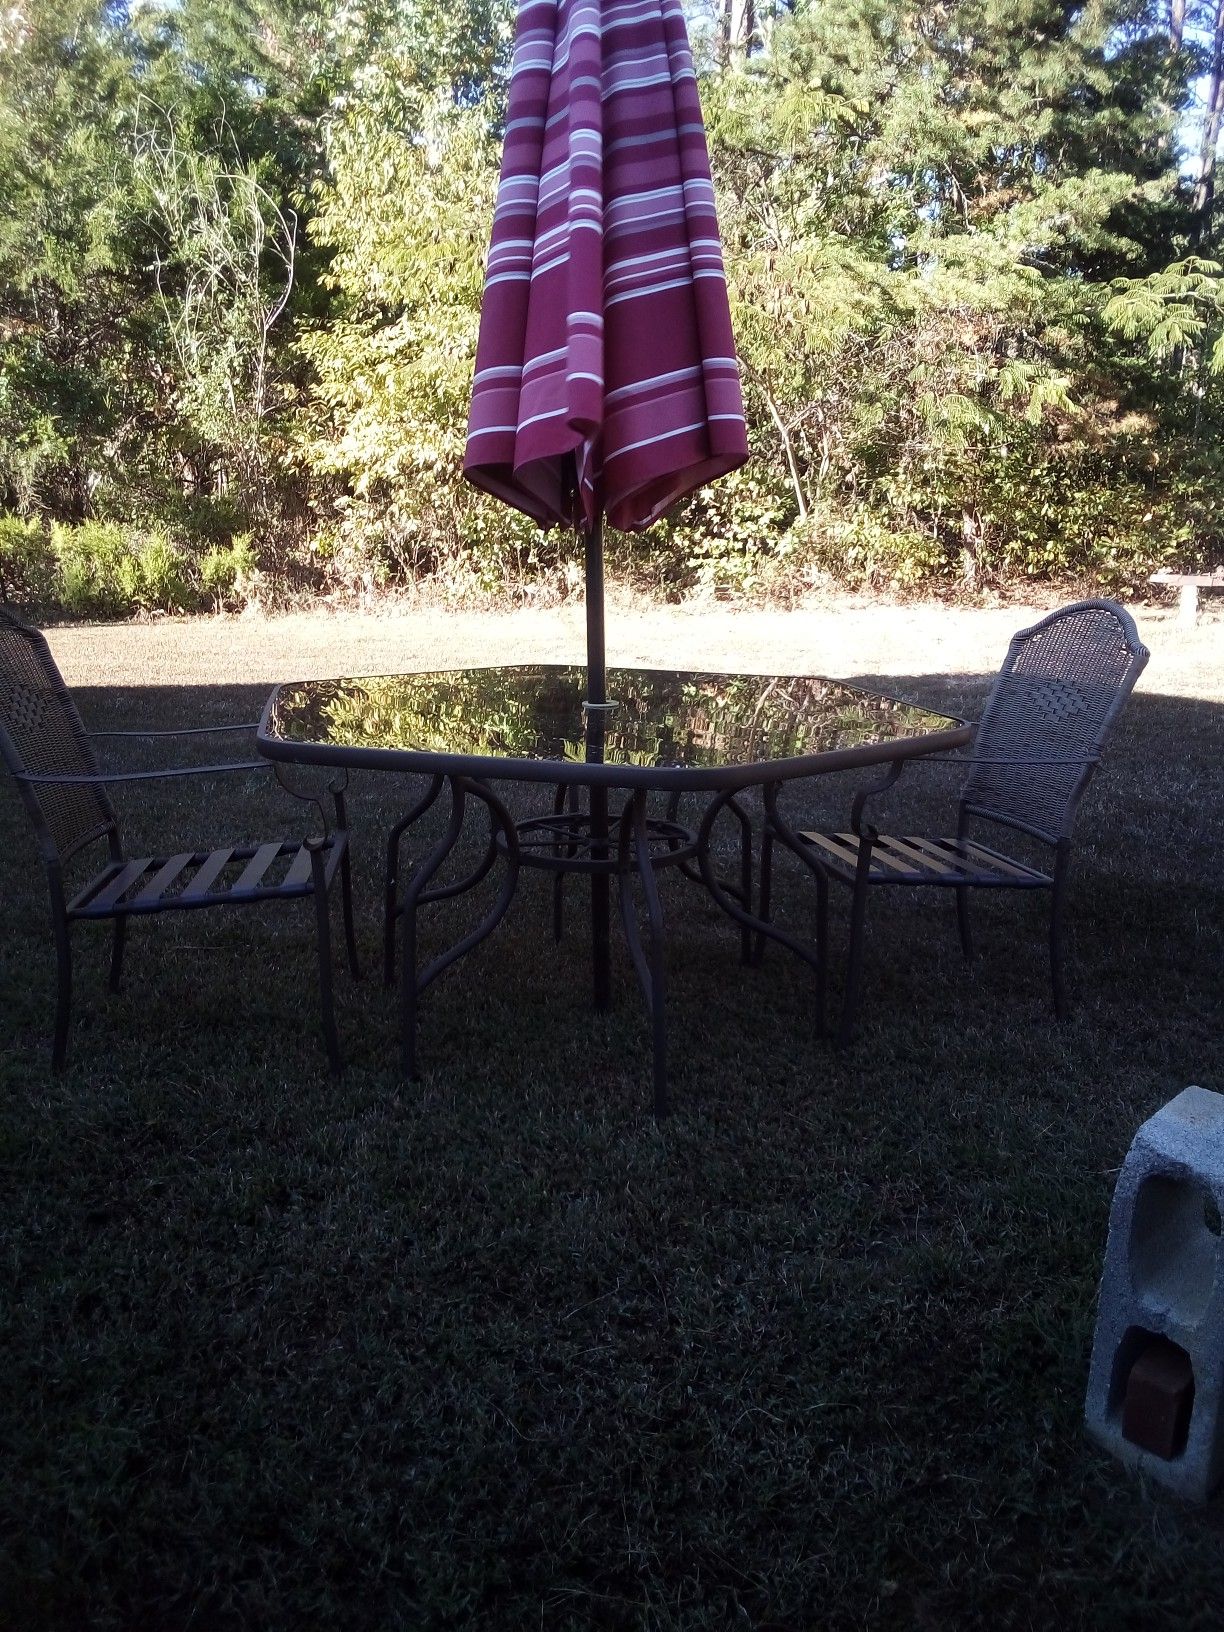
[783,600,1149,1042]
[0,608,360,1072]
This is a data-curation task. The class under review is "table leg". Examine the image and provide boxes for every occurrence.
[696,784,828,1040]
[383,774,445,987]
[397,775,521,1080]
[590,782,612,1010]
[617,788,669,1116]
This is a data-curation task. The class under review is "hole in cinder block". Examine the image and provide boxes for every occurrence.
[1108,1324,1156,1420]
[1110,1332,1196,1460]
[1205,1194,1222,1237]
[1128,1174,1220,1324]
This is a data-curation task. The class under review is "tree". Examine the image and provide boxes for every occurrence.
[1191,1,1224,237]
[133,104,299,528]
[674,0,1214,589]
[296,1,532,588]
[0,1,147,517]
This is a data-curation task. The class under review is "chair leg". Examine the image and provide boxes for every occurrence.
[1050,851,1071,1021]
[814,861,829,1041]
[309,841,342,1075]
[339,845,361,980]
[51,909,72,1074]
[725,795,754,966]
[956,885,973,961]
[383,824,404,989]
[754,828,774,968]
[108,917,127,993]
[838,837,875,1048]
[551,781,571,944]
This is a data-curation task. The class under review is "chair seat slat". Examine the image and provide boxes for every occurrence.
[133,851,197,906]
[281,843,316,892]
[68,860,126,913]
[232,841,286,897]
[872,837,934,877]
[893,836,966,876]
[959,839,1049,883]
[88,858,154,911]
[180,846,234,901]
[800,831,862,871]
[798,829,1052,888]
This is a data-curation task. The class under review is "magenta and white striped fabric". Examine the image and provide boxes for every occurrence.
[463,0,749,533]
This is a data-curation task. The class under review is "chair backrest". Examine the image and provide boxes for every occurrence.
[960,599,1149,846]
[0,607,118,866]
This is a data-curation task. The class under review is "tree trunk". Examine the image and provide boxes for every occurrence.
[762,387,807,520]
[1193,0,1224,238]
[960,506,979,585]
[1171,0,1187,50]
[722,0,755,60]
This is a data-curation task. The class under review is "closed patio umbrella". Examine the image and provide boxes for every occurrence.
[463,0,749,708]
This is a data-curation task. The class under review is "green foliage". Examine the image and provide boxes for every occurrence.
[646,465,796,595]
[696,0,1224,590]
[296,5,518,589]
[50,521,196,616]
[0,516,220,616]
[1103,256,1224,371]
[0,0,1221,603]
[791,509,950,591]
[199,535,261,609]
[0,514,56,604]
[4,514,278,616]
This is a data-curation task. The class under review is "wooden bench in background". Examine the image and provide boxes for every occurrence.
[1149,568,1224,626]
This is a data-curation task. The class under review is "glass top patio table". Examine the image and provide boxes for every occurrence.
[257,665,970,791]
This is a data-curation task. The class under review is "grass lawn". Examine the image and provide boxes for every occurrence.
[2,599,1222,1630]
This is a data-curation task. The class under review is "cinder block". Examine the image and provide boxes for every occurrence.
[1085,1086,1224,1502]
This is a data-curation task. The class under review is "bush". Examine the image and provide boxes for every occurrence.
[950,443,1182,589]
[0,517,210,618]
[637,466,797,596]
[790,507,949,590]
[0,515,57,605]
[50,522,196,617]
[199,535,260,609]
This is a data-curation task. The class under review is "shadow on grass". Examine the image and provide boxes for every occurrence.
[0,672,1221,1631]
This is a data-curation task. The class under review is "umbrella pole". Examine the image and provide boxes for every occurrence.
[584,514,606,708]
[583,515,611,1010]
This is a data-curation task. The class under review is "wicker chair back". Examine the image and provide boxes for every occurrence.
[0,608,118,865]
[960,599,1149,845]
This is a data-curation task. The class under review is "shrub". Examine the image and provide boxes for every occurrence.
[638,466,797,596]
[0,515,57,605]
[199,535,260,609]
[50,521,198,617]
[790,508,948,590]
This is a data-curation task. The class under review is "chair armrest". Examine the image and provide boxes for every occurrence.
[88,723,259,738]
[910,754,1101,766]
[16,761,267,784]
[850,759,909,834]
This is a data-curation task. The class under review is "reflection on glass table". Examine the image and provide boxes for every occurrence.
[259,665,966,790]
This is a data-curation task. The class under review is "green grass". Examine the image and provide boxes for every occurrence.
[2,650,1223,1630]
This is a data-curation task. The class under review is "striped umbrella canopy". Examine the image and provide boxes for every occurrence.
[463,0,749,702]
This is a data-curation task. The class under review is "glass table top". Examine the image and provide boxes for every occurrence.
[260,666,967,790]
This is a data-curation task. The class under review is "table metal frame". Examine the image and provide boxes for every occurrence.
[257,669,970,1114]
